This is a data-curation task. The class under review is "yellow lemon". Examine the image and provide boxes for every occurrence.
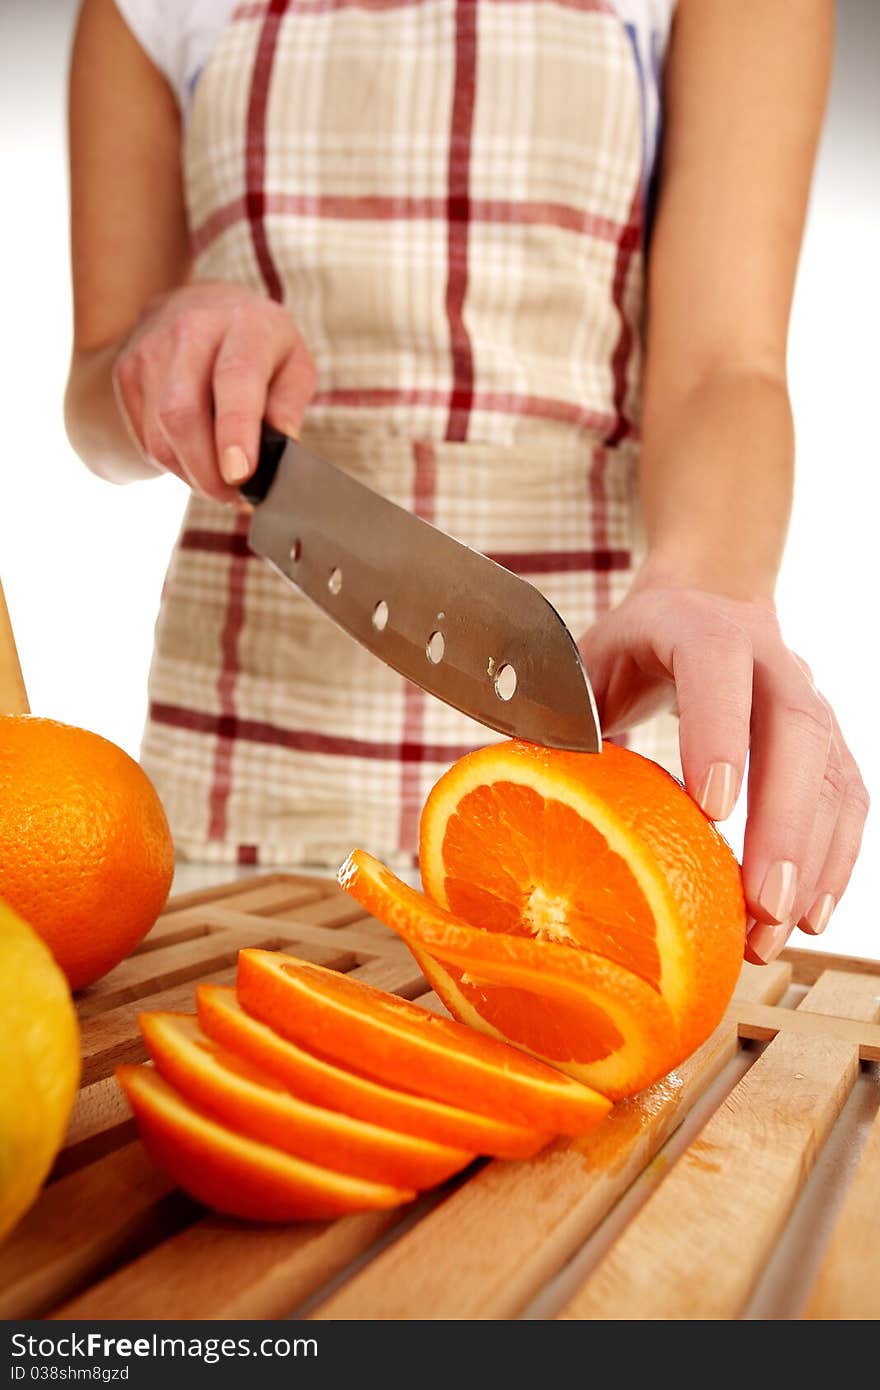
[0,897,80,1242]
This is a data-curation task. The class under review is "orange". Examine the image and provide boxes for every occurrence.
[0,716,174,990]
[340,740,746,1098]
[198,985,547,1159]
[140,1011,474,1189]
[116,1065,414,1222]
[236,949,611,1135]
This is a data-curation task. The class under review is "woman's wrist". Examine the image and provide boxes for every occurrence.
[631,551,779,610]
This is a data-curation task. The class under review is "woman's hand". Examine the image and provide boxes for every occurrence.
[112,281,317,502]
[579,582,869,962]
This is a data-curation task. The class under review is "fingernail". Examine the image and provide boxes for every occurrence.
[697,762,738,821]
[802,892,836,936]
[281,422,300,440]
[758,860,798,923]
[747,918,793,965]
[221,444,251,484]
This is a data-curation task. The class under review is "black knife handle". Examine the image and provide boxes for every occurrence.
[239,423,289,505]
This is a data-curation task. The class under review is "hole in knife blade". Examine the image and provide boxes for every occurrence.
[289,539,302,564]
[327,567,342,595]
[426,631,445,665]
[372,600,389,632]
[494,664,517,700]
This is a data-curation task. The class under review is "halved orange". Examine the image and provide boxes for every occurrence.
[197,984,547,1159]
[140,1011,474,1189]
[339,851,679,1098]
[235,949,611,1136]
[417,740,745,1059]
[115,1065,414,1222]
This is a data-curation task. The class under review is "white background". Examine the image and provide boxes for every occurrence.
[1,0,877,951]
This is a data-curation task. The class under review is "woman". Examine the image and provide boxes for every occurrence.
[64,0,868,965]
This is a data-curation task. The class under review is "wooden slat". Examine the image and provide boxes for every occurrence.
[0,1145,194,1319]
[78,939,354,1085]
[731,1001,880,1060]
[203,909,406,960]
[349,955,428,997]
[156,873,292,917]
[310,962,790,1320]
[806,1103,880,1319]
[560,1032,858,1320]
[284,896,380,930]
[79,967,237,1085]
[732,960,793,1004]
[781,946,880,988]
[136,881,328,952]
[50,1210,404,1321]
[78,928,306,1020]
[796,969,880,1022]
[558,965,876,1320]
[52,1079,137,1181]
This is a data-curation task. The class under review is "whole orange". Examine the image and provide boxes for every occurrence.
[0,716,174,990]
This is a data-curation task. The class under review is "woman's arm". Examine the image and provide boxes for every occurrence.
[65,0,315,499]
[639,0,831,599]
[65,0,190,482]
[580,0,869,961]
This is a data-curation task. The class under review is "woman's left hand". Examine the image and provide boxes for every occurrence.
[578,582,869,962]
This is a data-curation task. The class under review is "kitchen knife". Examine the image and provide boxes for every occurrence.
[241,426,602,752]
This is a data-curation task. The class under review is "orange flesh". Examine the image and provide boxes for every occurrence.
[442,782,662,987]
[140,1012,474,1190]
[116,1064,413,1222]
[439,966,622,1064]
[236,949,610,1135]
[197,985,546,1159]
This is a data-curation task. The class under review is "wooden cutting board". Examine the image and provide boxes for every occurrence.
[1,872,878,1321]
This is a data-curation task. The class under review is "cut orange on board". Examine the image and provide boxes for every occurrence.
[340,740,746,1099]
[115,1065,414,1223]
[236,949,611,1136]
[140,1011,473,1190]
[197,985,547,1160]
[339,851,678,1099]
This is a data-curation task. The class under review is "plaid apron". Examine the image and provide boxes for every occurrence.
[142,0,680,869]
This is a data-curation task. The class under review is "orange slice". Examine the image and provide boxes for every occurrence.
[235,950,610,1136]
[339,850,679,1098]
[417,740,746,1059]
[140,1011,474,1189]
[197,985,547,1159]
[115,1065,413,1222]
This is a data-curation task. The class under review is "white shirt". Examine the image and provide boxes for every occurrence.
[114,0,237,118]
[115,0,675,131]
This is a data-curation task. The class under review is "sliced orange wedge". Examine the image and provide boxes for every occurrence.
[339,850,679,1098]
[140,1011,474,1190]
[115,1065,414,1222]
[417,740,746,1059]
[235,949,611,1136]
[197,985,547,1159]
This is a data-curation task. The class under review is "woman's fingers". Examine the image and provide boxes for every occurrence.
[154,318,236,503]
[581,586,868,965]
[742,656,835,961]
[212,304,314,485]
[668,613,753,821]
[582,593,753,819]
[797,713,869,936]
[111,284,317,498]
[265,339,318,436]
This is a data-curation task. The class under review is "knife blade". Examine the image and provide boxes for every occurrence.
[241,426,602,752]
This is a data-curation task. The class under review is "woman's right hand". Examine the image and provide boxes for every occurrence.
[112,281,317,503]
